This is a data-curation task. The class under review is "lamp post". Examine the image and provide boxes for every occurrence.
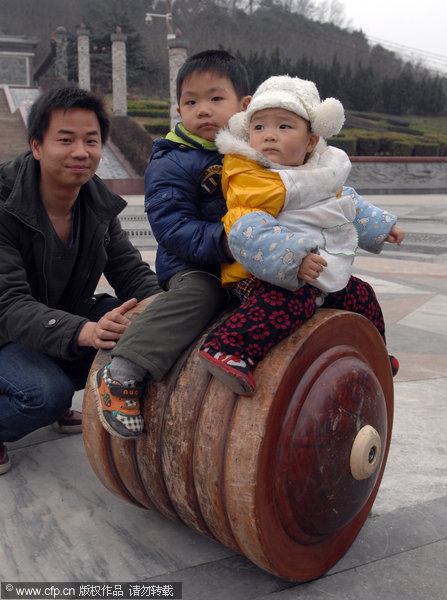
[145,0,188,128]
[145,0,175,40]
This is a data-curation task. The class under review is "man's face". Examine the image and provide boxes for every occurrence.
[30,108,102,194]
[178,70,250,142]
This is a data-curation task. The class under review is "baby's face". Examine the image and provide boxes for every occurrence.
[249,107,318,166]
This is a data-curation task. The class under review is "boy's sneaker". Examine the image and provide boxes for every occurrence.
[0,443,11,475]
[389,355,399,377]
[199,348,256,396]
[92,363,144,439]
[52,409,82,434]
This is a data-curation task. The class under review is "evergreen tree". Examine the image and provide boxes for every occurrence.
[348,64,378,111]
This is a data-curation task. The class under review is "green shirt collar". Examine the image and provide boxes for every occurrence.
[165,123,216,150]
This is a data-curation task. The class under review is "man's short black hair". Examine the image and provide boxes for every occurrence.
[176,49,250,103]
[27,87,110,145]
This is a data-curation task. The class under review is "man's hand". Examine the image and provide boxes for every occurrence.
[78,297,139,349]
[298,253,328,283]
[385,225,405,245]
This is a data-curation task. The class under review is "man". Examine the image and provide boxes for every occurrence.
[0,87,160,474]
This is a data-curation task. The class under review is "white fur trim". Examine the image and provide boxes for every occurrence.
[215,128,272,167]
[227,111,250,140]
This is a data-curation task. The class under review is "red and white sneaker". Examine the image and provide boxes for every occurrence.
[389,355,399,377]
[199,348,256,396]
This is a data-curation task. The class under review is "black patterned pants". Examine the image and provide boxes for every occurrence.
[201,276,386,365]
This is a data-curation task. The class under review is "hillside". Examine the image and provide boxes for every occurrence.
[0,0,433,96]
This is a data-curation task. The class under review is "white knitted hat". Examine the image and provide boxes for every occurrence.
[229,75,345,140]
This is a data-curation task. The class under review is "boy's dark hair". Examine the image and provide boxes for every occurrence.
[27,87,110,145]
[176,50,250,103]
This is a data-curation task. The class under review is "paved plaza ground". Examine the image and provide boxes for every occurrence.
[0,193,446,600]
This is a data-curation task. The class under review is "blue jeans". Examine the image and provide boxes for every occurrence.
[0,295,120,443]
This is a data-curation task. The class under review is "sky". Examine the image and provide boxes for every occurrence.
[338,0,447,74]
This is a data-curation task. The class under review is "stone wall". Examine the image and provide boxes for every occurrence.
[347,157,447,194]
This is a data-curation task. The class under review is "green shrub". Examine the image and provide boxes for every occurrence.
[128,108,170,118]
[386,125,424,135]
[378,137,394,156]
[128,100,169,110]
[144,121,171,136]
[387,117,411,127]
[412,142,439,156]
[110,116,153,176]
[356,136,380,156]
[329,136,356,155]
[393,141,412,156]
[350,111,381,122]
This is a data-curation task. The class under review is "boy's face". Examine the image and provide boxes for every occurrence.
[178,70,251,142]
[30,108,102,195]
[249,107,319,166]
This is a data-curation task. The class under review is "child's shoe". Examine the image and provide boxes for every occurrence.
[92,363,144,439]
[389,355,399,377]
[199,348,256,396]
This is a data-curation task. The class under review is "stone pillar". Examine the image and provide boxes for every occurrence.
[168,38,189,128]
[111,27,127,116]
[77,25,91,91]
[54,26,68,82]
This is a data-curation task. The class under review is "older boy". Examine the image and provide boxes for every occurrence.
[0,88,160,474]
[93,50,251,439]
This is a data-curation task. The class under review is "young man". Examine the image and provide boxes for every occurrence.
[93,50,251,439]
[0,87,160,474]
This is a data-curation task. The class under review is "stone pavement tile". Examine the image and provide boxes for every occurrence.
[378,295,436,324]
[96,145,131,179]
[0,435,233,582]
[142,498,447,600]
[355,256,447,276]
[256,540,447,600]
[397,294,447,336]
[372,378,447,514]
[145,554,294,600]
[391,350,447,382]
[354,273,430,296]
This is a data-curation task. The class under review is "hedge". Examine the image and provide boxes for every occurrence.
[144,122,171,136]
[110,116,153,176]
[128,108,170,118]
[127,100,170,110]
[329,136,356,155]
[329,131,445,156]
[393,141,412,156]
[356,136,380,156]
[412,142,439,156]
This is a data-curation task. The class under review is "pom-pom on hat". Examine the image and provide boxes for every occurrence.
[228,75,345,140]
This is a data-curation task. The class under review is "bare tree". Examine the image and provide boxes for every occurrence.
[316,0,350,28]
[290,0,318,18]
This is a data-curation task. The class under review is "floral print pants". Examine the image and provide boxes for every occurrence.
[201,276,385,364]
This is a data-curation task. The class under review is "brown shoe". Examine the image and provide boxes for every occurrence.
[0,443,11,475]
[52,409,82,434]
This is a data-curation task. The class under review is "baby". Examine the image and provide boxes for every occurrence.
[199,75,404,395]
